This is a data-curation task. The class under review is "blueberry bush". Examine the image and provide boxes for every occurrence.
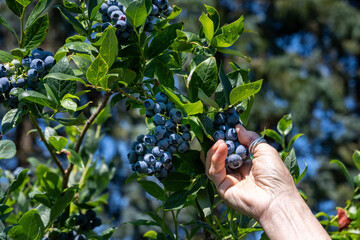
[0,0,356,239]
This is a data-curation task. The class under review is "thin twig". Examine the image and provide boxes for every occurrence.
[29,114,65,176]
[116,88,143,104]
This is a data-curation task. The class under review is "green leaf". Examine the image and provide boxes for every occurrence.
[41,172,62,198]
[54,113,87,126]
[0,15,19,41]
[99,26,118,68]
[354,174,360,187]
[48,136,68,151]
[284,148,299,180]
[5,0,23,16]
[67,149,84,168]
[143,230,157,239]
[1,108,25,134]
[7,225,23,239]
[86,54,108,87]
[69,55,91,75]
[21,14,49,50]
[19,90,56,109]
[138,180,165,201]
[229,79,263,106]
[198,88,219,109]
[56,6,87,36]
[89,0,105,20]
[295,160,307,184]
[146,22,183,59]
[0,140,16,160]
[162,172,191,191]
[277,114,292,136]
[330,159,354,189]
[288,133,303,151]
[189,57,218,102]
[353,150,360,171]
[218,62,232,105]
[15,0,31,7]
[199,13,214,42]
[63,0,82,13]
[196,188,212,217]
[164,190,188,210]
[25,0,53,29]
[44,73,86,85]
[239,95,254,126]
[217,48,251,63]
[126,219,159,226]
[154,59,174,88]
[264,129,282,145]
[204,5,220,32]
[36,204,51,227]
[18,209,44,240]
[0,204,13,220]
[183,100,204,115]
[166,5,182,20]
[125,0,147,28]
[61,98,77,111]
[211,16,244,48]
[5,169,29,196]
[49,188,76,226]
[0,50,14,63]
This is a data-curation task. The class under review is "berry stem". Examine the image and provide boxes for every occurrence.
[116,88,143,104]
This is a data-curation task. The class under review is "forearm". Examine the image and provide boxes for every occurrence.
[259,190,330,240]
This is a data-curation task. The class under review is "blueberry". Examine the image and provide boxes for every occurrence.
[9,88,18,102]
[91,217,102,228]
[44,51,54,58]
[0,64,7,77]
[42,237,50,240]
[137,134,145,142]
[131,141,139,150]
[169,133,182,146]
[76,214,88,225]
[107,0,118,6]
[110,10,123,22]
[44,56,56,69]
[146,147,154,154]
[218,125,229,131]
[144,153,156,165]
[153,113,165,125]
[155,92,168,103]
[234,140,240,149]
[144,99,155,111]
[169,108,183,123]
[145,109,155,118]
[31,48,46,59]
[156,168,168,179]
[227,112,240,127]
[138,155,144,162]
[236,145,248,160]
[180,124,190,132]
[152,0,159,5]
[0,77,9,92]
[101,14,111,23]
[135,161,148,173]
[182,132,191,141]
[144,21,154,32]
[58,232,68,240]
[226,128,237,141]
[115,20,127,31]
[226,154,243,170]
[214,130,225,141]
[107,5,120,16]
[30,59,45,73]
[22,56,33,67]
[162,6,173,16]
[99,3,109,14]
[68,230,76,239]
[12,77,25,88]
[151,4,159,15]
[154,102,167,114]
[154,125,167,140]
[157,138,170,149]
[135,143,146,155]
[167,145,177,154]
[154,161,163,172]
[146,165,155,175]
[178,141,189,153]
[118,30,130,41]
[225,140,235,155]
[75,234,87,240]
[166,101,175,113]
[27,79,39,89]
[215,112,227,126]
[160,151,172,164]
[147,15,155,21]
[225,106,236,115]
[165,119,177,133]
[158,0,168,9]
[27,69,38,82]
[152,146,164,157]
[144,134,157,146]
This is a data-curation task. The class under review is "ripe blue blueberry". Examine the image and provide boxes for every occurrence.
[214,130,225,141]
[236,144,248,160]
[166,101,175,113]
[178,141,189,153]
[226,154,243,170]
[101,14,111,23]
[165,119,177,133]
[107,0,118,6]
[30,59,45,73]
[101,22,112,31]
[218,125,229,131]
[74,234,87,240]
[156,168,168,179]
[127,150,138,163]
[118,30,130,41]
[169,133,182,146]
[131,141,139,150]
[163,6,173,16]
[115,20,127,31]
[155,92,168,103]
[169,108,183,123]
[135,143,146,155]
[182,132,191,141]
[146,165,155,175]
[226,128,237,141]
[135,161,148,173]
[144,22,154,32]
[234,140,240,149]
[86,209,96,219]
[31,48,46,59]
[14,78,25,88]
[99,3,109,14]
[0,77,9,92]
[92,217,102,228]
[107,5,120,16]
[154,102,166,114]
[58,232,68,240]
[137,134,145,143]
[215,112,227,126]
[152,146,164,157]
[180,124,190,132]
[44,56,56,69]
[225,106,236,115]
[167,145,177,154]
[154,125,167,140]
[22,56,32,67]
[158,0,168,8]
[225,140,235,155]
[0,64,7,77]
[144,153,156,165]
[110,11,123,22]
[157,138,170,149]
[160,151,172,164]
[27,79,39,89]
[27,69,38,82]
[227,112,240,127]
[153,113,165,125]
[151,4,159,15]
[154,161,163,172]
[145,109,155,118]
[144,134,157,146]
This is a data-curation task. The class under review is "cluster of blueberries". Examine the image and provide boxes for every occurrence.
[99,0,173,41]
[128,92,191,179]
[213,108,250,170]
[0,47,55,108]
[43,210,101,240]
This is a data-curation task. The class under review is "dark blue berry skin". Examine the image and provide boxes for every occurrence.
[169,108,183,123]
[44,56,55,69]
[27,79,39,89]
[218,125,229,132]
[214,130,225,141]
[144,22,154,32]
[99,3,109,14]
[156,168,168,179]
[168,145,177,154]
[169,134,182,146]
[31,48,46,59]
[115,20,127,31]
[92,217,102,228]
[162,6,173,16]
[22,56,33,67]
[135,161,148,173]
[155,92,168,103]
[68,230,76,239]
[0,64,6,77]
[227,112,240,127]
[76,214,88,225]
[154,125,167,140]
[135,143,146,155]
[225,140,235,155]
[145,109,155,118]
[144,134,157,146]
[30,59,45,73]
[0,77,9,92]
[160,151,172,164]
[107,0,118,6]
[153,113,165,125]
[157,138,170,149]
[75,234,87,240]
[58,233,69,240]
[152,146,164,157]
[13,78,25,88]
[236,145,248,160]
[42,237,50,240]
[154,161,163,171]
[215,112,227,126]
[225,106,236,115]
[234,141,240,149]
[101,14,112,23]
[166,101,175,113]
[107,5,120,16]
[182,132,191,141]
[131,141,139,150]
[118,30,130,41]
[165,120,177,133]
[154,102,167,114]
[144,153,156,165]
[180,124,191,132]
[146,165,155,175]
[226,128,237,141]
[111,10,123,22]
[27,69,39,82]
[226,154,243,170]
[151,4,159,15]
[137,134,145,142]
[178,141,189,153]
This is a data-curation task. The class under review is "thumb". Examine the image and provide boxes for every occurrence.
[235,125,260,148]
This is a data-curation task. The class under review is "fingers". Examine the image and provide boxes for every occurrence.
[235,125,260,148]
[206,140,228,188]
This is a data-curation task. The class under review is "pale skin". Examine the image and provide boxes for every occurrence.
[206,125,331,240]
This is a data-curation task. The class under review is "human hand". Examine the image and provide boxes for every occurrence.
[205,124,298,221]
